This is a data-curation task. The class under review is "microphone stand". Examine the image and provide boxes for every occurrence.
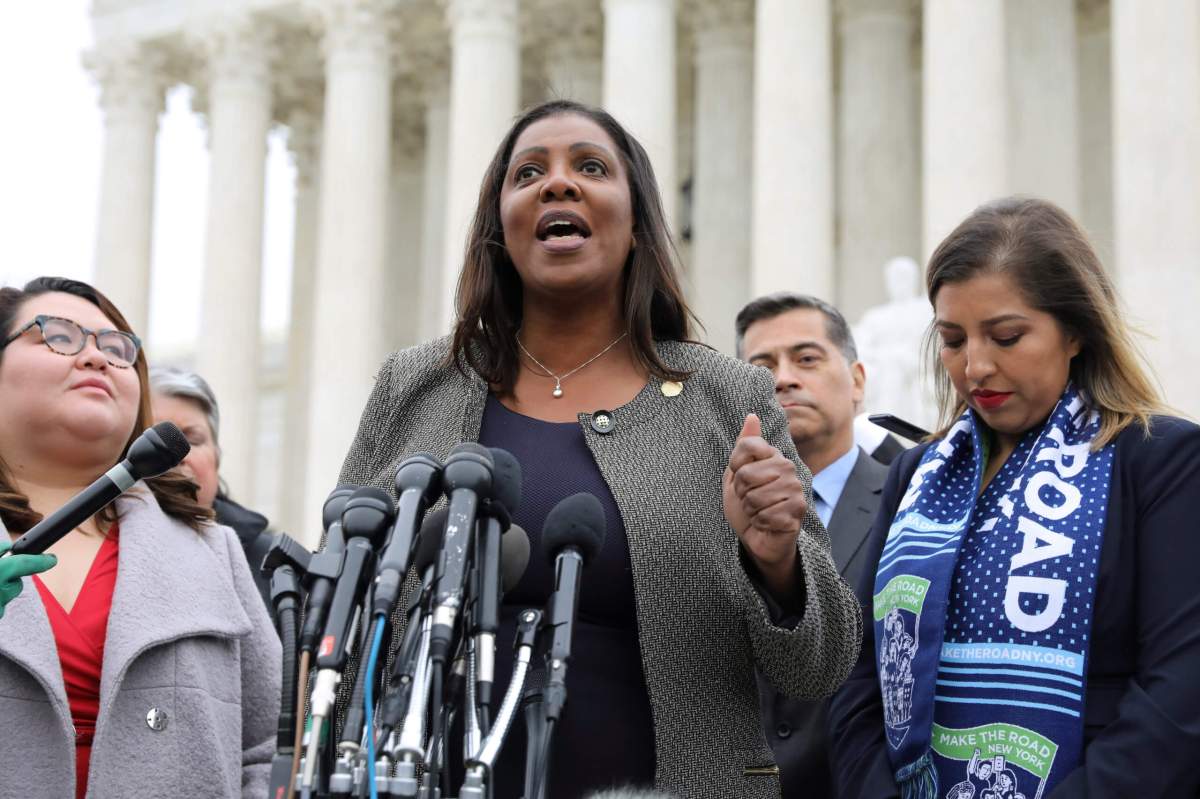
[459,609,542,799]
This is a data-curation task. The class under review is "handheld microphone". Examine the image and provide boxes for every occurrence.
[541,492,607,719]
[471,448,521,710]
[303,488,394,795]
[297,486,358,655]
[315,487,394,671]
[8,421,190,555]
[429,443,493,664]
[372,453,442,618]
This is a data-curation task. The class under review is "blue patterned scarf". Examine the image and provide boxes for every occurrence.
[872,385,1114,799]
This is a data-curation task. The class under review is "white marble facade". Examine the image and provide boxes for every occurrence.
[87,0,1200,542]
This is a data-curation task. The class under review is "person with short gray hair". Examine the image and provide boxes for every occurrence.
[150,365,274,607]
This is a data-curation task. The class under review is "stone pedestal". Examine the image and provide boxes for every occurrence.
[603,0,678,227]
[836,0,919,319]
[690,0,752,354]
[1113,0,1200,415]
[751,0,834,299]
[196,18,274,502]
[441,0,520,330]
[304,0,395,530]
[922,0,1007,254]
[86,42,164,335]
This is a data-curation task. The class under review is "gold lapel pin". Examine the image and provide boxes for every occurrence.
[661,380,683,397]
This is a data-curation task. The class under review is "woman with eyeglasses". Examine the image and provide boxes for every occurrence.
[0,277,280,798]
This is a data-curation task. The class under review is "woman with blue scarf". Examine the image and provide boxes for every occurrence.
[829,197,1200,798]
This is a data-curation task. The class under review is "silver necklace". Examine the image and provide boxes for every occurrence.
[517,331,628,398]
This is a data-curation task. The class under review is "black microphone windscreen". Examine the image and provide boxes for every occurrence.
[450,442,493,462]
[414,508,449,572]
[322,485,358,533]
[125,421,190,478]
[488,447,522,515]
[150,421,191,462]
[542,492,606,566]
[500,524,530,593]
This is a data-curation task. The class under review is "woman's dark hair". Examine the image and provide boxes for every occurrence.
[449,99,696,392]
[925,197,1165,447]
[0,277,213,533]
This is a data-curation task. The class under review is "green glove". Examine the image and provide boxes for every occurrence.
[0,539,57,619]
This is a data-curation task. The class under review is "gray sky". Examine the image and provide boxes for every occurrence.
[0,1,296,358]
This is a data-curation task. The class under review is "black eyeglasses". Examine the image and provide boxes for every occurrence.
[1,314,142,368]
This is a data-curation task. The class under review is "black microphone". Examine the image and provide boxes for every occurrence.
[429,443,493,664]
[501,524,530,594]
[377,507,449,743]
[315,487,394,671]
[9,421,190,555]
[471,448,521,711]
[372,453,442,618]
[297,486,358,655]
[541,492,607,720]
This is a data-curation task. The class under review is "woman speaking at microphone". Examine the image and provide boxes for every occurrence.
[336,100,861,799]
[0,277,280,798]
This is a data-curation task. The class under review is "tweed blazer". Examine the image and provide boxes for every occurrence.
[0,488,281,798]
[336,337,862,799]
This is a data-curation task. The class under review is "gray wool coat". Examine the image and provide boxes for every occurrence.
[0,488,281,798]
[336,337,862,799]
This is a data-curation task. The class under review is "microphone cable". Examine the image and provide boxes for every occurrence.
[364,615,387,799]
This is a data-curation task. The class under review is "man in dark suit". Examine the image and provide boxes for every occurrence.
[736,293,891,798]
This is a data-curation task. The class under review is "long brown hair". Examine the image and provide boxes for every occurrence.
[925,197,1167,447]
[449,100,697,393]
[0,277,213,533]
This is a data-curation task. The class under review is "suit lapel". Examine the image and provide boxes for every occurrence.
[827,449,888,576]
[99,487,252,715]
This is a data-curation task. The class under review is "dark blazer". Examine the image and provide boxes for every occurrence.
[828,415,1200,798]
[335,338,863,799]
[759,448,889,798]
[869,434,906,466]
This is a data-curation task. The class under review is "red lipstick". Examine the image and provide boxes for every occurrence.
[971,389,1012,410]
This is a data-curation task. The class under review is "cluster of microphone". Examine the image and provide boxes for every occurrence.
[261,443,608,799]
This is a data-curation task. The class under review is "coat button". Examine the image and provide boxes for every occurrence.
[775,722,792,739]
[146,707,168,731]
[590,410,615,434]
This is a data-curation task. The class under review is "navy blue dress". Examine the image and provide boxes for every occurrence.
[478,395,656,798]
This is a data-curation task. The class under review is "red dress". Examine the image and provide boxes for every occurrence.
[33,526,119,799]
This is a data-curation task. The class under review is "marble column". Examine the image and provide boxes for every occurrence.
[751,0,834,299]
[836,0,919,320]
[279,109,321,542]
[304,0,395,530]
[603,0,678,227]
[1112,0,1200,415]
[1078,0,1113,261]
[196,19,274,502]
[86,42,164,335]
[419,73,451,342]
[386,108,425,351]
[441,0,520,331]
[922,0,1007,255]
[690,0,753,354]
[1006,0,1080,216]
[542,2,603,106]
